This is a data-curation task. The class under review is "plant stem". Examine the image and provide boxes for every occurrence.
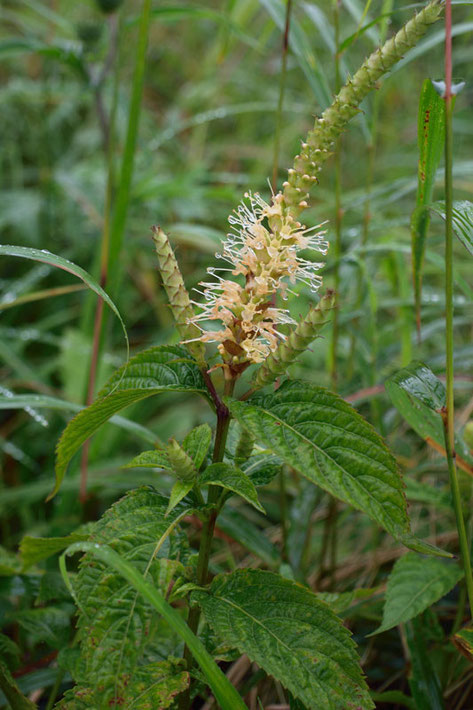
[180,376,236,708]
[272,0,293,192]
[443,0,473,619]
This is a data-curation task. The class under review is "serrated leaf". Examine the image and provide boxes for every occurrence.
[371,553,463,635]
[193,569,374,710]
[386,362,473,472]
[182,423,212,469]
[20,528,93,569]
[53,345,209,498]
[411,79,445,329]
[200,463,264,513]
[67,487,187,706]
[431,200,473,256]
[229,382,415,549]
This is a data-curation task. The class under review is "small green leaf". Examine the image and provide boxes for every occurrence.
[166,480,194,515]
[182,423,212,470]
[123,449,171,469]
[316,588,379,616]
[370,552,463,635]
[431,200,473,256]
[193,569,374,710]
[53,345,209,498]
[200,463,265,513]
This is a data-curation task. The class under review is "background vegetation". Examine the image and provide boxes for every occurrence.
[1,0,473,707]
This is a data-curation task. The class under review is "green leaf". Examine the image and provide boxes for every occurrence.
[370,552,463,635]
[218,508,280,567]
[200,463,265,513]
[0,662,36,710]
[411,80,445,329]
[124,449,171,469]
[0,547,22,576]
[166,480,194,515]
[317,588,379,616]
[386,361,473,472]
[431,200,473,256]
[0,634,20,671]
[0,245,127,352]
[61,487,191,707]
[20,529,92,569]
[370,690,416,709]
[182,423,212,469]
[406,618,445,710]
[193,569,374,710]
[56,661,189,710]
[61,537,247,710]
[52,345,209,498]
[241,453,282,487]
[14,608,72,649]
[228,381,437,553]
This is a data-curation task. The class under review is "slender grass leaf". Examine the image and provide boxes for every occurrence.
[193,569,374,710]
[431,200,473,256]
[411,80,445,332]
[370,552,462,635]
[259,0,331,109]
[0,245,128,353]
[200,463,265,512]
[53,345,209,498]
[229,381,448,555]
[0,394,158,445]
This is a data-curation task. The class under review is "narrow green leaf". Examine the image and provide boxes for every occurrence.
[0,394,158,446]
[52,345,209,498]
[228,381,442,554]
[0,663,36,710]
[200,463,265,513]
[193,569,374,710]
[370,690,416,709]
[411,79,445,331]
[370,552,462,635]
[406,618,445,710]
[431,200,473,256]
[166,480,194,515]
[0,245,127,353]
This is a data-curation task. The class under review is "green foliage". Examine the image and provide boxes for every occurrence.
[229,381,440,553]
[199,463,264,512]
[431,200,473,256]
[62,487,188,706]
[372,552,463,635]
[193,569,374,709]
[53,345,209,497]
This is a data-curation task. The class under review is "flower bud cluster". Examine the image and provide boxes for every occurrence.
[188,192,328,366]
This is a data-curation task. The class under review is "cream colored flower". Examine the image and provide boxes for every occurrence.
[187,191,328,366]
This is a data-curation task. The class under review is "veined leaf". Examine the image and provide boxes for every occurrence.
[124,449,171,470]
[371,552,462,635]
[229,381,444,555]
[193,569,374,710]
[52,345,209,498]
[62,487,189,707]
[386,361,473,472]
[20,527,94,569]
[411,80,445,331]
[200,463,264,513]
[431,200,473,256]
